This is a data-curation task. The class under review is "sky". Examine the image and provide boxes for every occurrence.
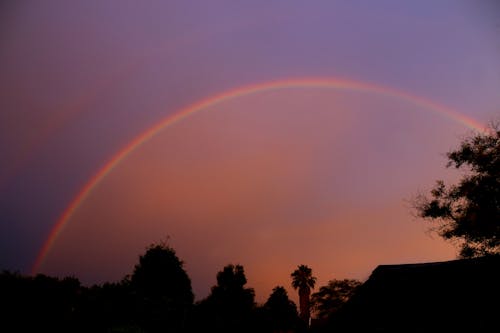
[1,1,499,303]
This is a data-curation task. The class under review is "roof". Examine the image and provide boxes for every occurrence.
[330,256,500,333]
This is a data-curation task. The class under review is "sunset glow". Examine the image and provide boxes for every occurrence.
[1,1,498,304]
[31,77,487,276]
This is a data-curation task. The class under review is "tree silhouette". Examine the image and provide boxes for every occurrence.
[291,264,316,325]
[311,279,361,320]
[80,279,139,332]
[264,286,300,332]
[195,264,255,333]
[415,125,500,257]
[0,271,83,332]
[130,241,193,332]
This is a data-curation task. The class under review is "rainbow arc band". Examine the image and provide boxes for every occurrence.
[31,77,486,274]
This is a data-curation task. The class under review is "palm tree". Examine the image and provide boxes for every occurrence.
[291,264,316,325]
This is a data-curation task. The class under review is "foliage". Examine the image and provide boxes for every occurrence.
[311,279,362,320]
[210,264,255,310]
[291,264,316,325]
[0,245,365,332]
[415,125,500,257]
[263,286,300,332]
[0,271,82,332]
[131,242,193,300]
[130,241,194,332]
[194,264,256,333]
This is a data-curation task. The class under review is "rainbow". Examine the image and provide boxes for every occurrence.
[31,76,486,274]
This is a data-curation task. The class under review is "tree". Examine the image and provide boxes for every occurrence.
[264,286,300,332]
[0,271,83,332]
[311,279,361,320]
[415,125,500,258]
[130,241,194,332]
[291,264,316,325]
[195,264,255,333]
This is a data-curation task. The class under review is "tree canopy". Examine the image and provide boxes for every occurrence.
[131,241,194,332]
[263,286,300,332]
[311,279,362,320]
[415,125,500,257]
[131,241,193,301]
[196,264,256,333]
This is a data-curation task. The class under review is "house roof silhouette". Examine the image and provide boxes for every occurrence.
[330,256,500,332]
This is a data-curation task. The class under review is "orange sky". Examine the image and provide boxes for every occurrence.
[1,1,498,306]
[41,88,461,303]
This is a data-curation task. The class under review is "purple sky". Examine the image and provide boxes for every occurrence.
[1,1,499,302]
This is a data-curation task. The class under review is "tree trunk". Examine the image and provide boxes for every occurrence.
[299,288,310,325]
